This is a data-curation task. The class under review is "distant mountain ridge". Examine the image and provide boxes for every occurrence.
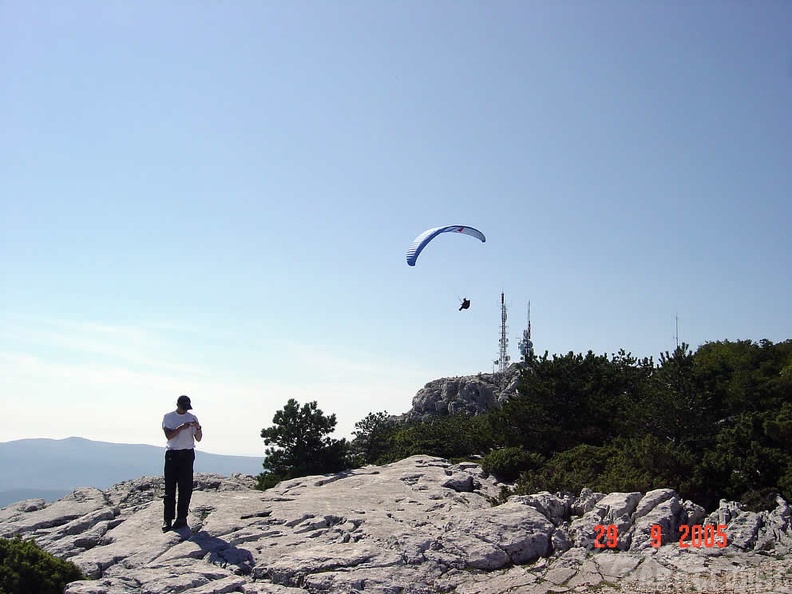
[0,437,263,508]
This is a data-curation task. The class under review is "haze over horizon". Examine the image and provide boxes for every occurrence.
[2,1,790,456]
[0,435,255,457]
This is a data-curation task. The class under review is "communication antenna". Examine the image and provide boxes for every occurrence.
[497,291,510,372]
[674,314,679,349]
[518,301,534,359]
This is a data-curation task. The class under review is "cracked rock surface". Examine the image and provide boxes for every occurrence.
[0,456,790,593]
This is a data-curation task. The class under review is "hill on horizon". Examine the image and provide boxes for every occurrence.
[0,436,264,508]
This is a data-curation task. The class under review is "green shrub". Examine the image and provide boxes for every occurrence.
[511,444,614,496]
[384,413,493,462]
[740,488,782,513]
[255,472,283,491]
[597,435,698,496]
[0,536,85,594]
[778,467,792,505]
[481,447,544,482]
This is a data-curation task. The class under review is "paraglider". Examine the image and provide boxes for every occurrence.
[405,225,486,267]
[406,225,485,311]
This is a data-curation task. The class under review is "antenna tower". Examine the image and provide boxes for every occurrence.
[674,314,679,349]
[518,301,534,360]
[497,291,510,372]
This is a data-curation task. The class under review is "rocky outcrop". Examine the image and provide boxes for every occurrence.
[1,456,791,593]
[405,365,522,421]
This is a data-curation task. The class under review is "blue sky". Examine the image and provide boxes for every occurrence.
[2,1,790,456]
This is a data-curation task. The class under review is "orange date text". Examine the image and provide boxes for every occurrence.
[593,524,729,549]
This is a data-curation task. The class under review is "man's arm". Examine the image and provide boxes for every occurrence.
[194,422,203,443]
[163,423,191,440]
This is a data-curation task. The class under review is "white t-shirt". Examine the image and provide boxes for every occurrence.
[162,410,200,450]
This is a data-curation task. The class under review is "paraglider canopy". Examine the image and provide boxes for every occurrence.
[405,225,486,267]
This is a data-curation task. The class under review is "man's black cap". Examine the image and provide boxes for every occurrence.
[177,395,192,410]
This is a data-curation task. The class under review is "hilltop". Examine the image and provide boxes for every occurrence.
[1,456,790,593]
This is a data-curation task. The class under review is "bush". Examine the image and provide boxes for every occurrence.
[349,411,398,466]
[740,487,782,513]
[255,472,282,491]
[597,435,699,496]
[511,444,614,496]
[481,447,544,482]
[0,536,85,594]
[383,413,493,463]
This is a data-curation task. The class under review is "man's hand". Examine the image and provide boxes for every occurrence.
[164,421,201,441]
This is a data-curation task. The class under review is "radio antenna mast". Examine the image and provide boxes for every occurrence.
[519,301,533,360]
[497,291,510,373]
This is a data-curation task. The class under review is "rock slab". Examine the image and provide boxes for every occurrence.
[0,456,790,593]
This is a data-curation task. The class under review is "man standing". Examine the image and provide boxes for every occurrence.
[162,395,202,532]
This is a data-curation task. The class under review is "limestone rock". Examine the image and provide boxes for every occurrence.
[569,492,642,550]
[510,491,572,527]
[0,458,790,593]
[405,366,522,421]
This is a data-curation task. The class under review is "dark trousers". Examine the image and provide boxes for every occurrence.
[163,448,195,522]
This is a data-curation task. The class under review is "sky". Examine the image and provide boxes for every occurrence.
[2,1,790,457]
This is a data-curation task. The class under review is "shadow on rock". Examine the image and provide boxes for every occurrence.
[186,531,255,575]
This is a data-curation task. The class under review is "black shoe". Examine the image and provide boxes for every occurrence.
[172,518,188,530]
[162,521,172,532]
